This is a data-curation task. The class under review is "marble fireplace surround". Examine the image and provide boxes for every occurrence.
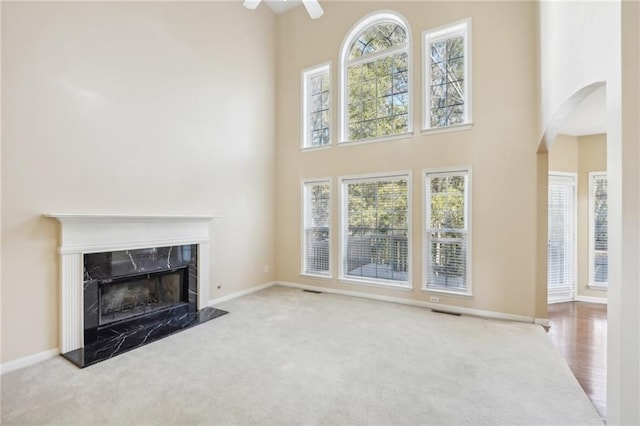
[47,213,221,360]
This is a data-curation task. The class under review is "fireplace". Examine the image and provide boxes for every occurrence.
[47,214,228,368]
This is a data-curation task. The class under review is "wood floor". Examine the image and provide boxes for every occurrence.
[547,301,607,420]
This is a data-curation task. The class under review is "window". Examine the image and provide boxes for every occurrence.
[340,173,411,288]
[424,168,471,294]
[423,19,471,131]
[547,174,576,301]
[302,64,331,149]
[302,179,332,276]
[340,12,411,143]
[589,172,608,288]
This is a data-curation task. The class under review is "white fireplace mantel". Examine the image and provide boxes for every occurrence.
[46,213,220,254]
[46,213,220,353]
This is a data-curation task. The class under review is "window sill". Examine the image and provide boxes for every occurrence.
[588,284,608,291]
[300,144,332,152]
[300,272,332,280]
[421,287,472,298]
[339,277,413,291]
[338,131,414,147]
[421,123,473,136]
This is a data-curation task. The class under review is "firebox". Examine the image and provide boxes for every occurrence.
[98,267,188,326]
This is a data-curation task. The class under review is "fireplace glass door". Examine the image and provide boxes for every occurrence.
[99,268,187,325]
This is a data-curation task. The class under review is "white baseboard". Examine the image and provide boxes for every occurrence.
[1,348,60,375]
[534,318,551,327]
[1,283,276,375]
[277,281,541,325]
[548,297,574,304]
[2,280,552,374]
[208,281,276,306]
[575,295,608,304]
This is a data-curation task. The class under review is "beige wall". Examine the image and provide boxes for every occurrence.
[548,134,578,172]
[275,2,539,317]
[1,2,277,363]
[577,134,607,299]
[549,133,607,301]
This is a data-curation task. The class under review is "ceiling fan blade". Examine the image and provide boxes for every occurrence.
[302,0,323,19]
[243,0,262,10]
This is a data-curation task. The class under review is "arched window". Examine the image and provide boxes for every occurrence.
[340,12,412,143]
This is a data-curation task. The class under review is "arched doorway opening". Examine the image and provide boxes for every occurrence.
[537,82,608,420]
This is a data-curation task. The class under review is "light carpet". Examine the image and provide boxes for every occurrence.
[1,285,602,425]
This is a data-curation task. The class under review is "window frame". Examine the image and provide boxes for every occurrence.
[339,11,413,145]
[547,172,578,302]
[588,171,608,289]
[422,166,472,296]
[339,170,413,290]
[301,178,333,278]
[301,63,332,151]
[422,18,472,134]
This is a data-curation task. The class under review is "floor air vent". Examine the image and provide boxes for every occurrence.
[432,309,461,316]
[302,289,323,294]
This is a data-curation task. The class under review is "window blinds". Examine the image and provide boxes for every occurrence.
[426,171,468,292]
[303,180,331,275]
[590,173,608,286]
[547,175,575,293]
[342,175,409,284]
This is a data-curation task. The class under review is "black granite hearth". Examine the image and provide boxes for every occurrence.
[62,306,228,368]
[61,244,228,368]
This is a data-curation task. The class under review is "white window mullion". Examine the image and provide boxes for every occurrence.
[346,43,408,67]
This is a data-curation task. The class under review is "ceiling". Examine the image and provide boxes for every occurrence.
[264,0,302,15]
[557,85,607,136]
